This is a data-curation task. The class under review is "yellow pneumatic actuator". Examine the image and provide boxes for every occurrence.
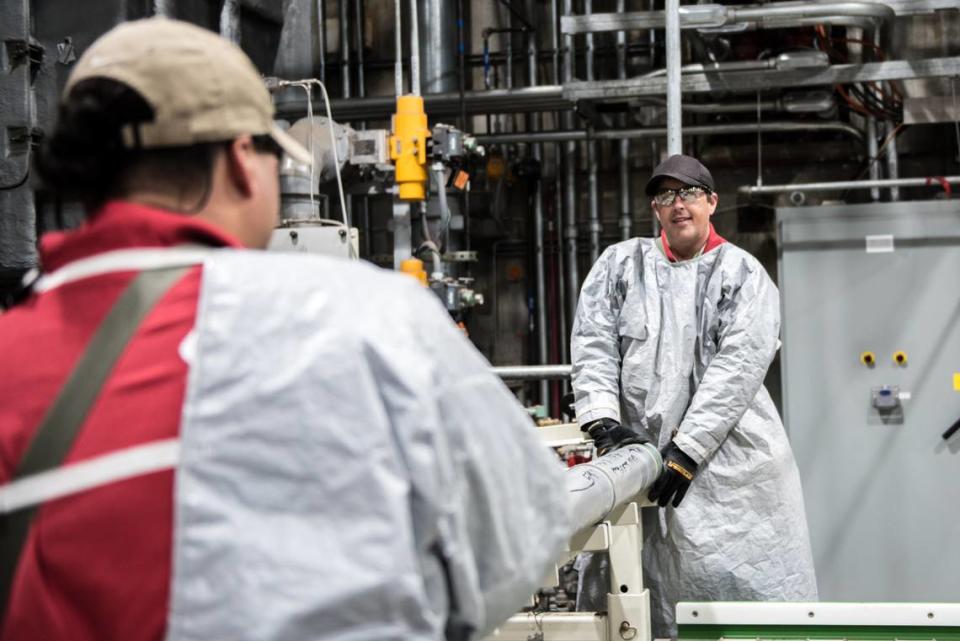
[389,95,431,201]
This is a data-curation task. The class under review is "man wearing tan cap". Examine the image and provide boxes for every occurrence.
[0,18,570,641]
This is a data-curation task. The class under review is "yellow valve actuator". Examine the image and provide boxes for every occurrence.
[399,257,428,286]
[389,95,431,201]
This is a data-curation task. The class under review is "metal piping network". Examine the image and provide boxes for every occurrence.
[476,121,866,145]
[738,175,960,195]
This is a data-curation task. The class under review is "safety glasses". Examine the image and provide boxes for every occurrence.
[653,185,709,207]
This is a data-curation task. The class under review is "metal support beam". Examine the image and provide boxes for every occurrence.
[563,57,960,100]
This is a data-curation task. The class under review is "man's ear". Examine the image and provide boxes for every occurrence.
[651,201,663,225]
[224,135,256,198]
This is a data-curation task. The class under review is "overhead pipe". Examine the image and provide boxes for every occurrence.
[419,0,458,94]
[585,0,601,264]
[527,10,550,410]
[476,120,866,145]
[409,0,421,95]
[278,85,569,120]
[339,0,350,97]
[354,0,370,256]
[319,0,327,83]
[562,0,580,325]
[353,0,365,96]
[559,2,896,34]
[617,0,632,242]
[637,91,835,114]
[738,175,960,195]
[550,0,569,374]
[665,0,682,156]
[394,0,403,95]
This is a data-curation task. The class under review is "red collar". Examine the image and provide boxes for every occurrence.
[40,200,244,272]
[660,224,726,263]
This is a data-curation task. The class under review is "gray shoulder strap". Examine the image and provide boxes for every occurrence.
[0,266,190,618]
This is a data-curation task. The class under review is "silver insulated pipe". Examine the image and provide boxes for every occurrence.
[566,443,662,530]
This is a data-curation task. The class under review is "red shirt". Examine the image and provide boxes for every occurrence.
[0,201,241,641]
[660,224,726,262]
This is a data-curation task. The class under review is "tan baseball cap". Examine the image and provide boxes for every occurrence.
[64,17,312,166]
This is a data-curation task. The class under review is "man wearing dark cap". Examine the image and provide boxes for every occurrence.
[570,154,818,636]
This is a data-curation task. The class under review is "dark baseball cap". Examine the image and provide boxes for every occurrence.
[645,154,715,196]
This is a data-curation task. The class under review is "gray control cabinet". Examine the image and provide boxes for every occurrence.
[778,200,960,601]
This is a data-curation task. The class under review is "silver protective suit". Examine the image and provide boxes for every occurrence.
[166,250,571,641]
[571,238,817,637]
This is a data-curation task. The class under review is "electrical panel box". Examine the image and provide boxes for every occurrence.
[777,199,960,601]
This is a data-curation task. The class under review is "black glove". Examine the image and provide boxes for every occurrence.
[647,441,699,508]
[583,418,648,456]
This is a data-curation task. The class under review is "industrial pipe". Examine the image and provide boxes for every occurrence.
[409,0,421,95]
[319,0,327,83]
[476,121,866,145]
[665,0,682,155]
[867,115,880,201]
[638,91,835,114]
[617,0,632,242]
[492,364,573,381]
[339,0,350,97]
[278,86,570,121]
[729,1,895,27]
[219,0,240,44]
[567,444,662,530]
[353,0,365,96]
[585,0,601,264]
[562,0,580,325]
[394,0,403,95]
[419,0,458,94]
[885,121,901,201]
[738,175,960,195]
[528,19,550,410]
[560,1,895,34]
